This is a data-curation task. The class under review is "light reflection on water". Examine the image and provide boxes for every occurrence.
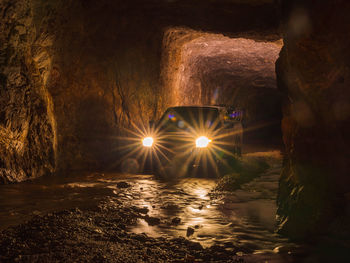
[0,151,292,254]
[126,171,287,251]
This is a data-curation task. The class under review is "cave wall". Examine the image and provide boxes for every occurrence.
[0,0,279,182]
[1,0,165,177]
[37,0,164,171]
[276,0,350,239]
[161,28,206,108]
[178,36,283,143]
[0,0,56,183]
[162,30,283,144]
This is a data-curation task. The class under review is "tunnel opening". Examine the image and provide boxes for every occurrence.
[1,0,350,260]
[161,28,283,153]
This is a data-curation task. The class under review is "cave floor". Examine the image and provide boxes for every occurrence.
[0,150,326,262]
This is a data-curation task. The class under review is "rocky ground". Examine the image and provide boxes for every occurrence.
[1,199,349,263]
[1,151,349,262]
[0,201,262,263]
[0,152,288,263]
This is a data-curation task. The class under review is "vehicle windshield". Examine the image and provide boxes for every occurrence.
[158,107,220,132]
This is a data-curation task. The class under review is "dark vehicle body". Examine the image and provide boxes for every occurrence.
[145,106,243,177]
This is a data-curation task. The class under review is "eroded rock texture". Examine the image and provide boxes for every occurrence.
[0,0,56,183]
[161,30,282,142]
[276,0,350,239]
[0,0,279,182]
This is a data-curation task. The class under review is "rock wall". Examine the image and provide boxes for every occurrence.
[0,0,279,182]
[161,29,283,144]
[1,0,165,177]
[0,0,56,183]
[37,0,164,171]
[276,0,350,239]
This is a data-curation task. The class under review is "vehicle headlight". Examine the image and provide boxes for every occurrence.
[142,137,154,147]
[196,136,211,148]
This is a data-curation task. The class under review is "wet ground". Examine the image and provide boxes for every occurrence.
[0,150,307,262]
[127,151,288,250]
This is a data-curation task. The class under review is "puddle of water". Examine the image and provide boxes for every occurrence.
[127,173,287,251]
[0,150,294,257]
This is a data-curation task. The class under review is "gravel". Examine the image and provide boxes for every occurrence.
[0,200,244,263]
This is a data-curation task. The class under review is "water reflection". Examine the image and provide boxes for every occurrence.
[0,151,293,255]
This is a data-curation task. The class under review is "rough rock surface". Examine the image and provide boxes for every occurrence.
[0,0,56,183]
[276,0,350,239]
[0,0,280,183]
[162,31,283,142]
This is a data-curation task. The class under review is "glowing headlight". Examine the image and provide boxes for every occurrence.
[196,136,211,148]
[142,137,154,147]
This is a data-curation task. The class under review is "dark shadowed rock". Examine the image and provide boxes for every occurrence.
[161,202,180,211]
[276,0,350,239]
[187,241,203,251]
[186,227,195,237]
[171,217,181,225]
[117,182,131,188]
[144,215,161,226]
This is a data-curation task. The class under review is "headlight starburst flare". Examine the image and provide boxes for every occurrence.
[142,137,154,147]
[196,136,212,148]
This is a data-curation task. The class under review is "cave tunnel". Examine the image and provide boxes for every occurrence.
[1,0,350,261]
[161,28,283,152]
